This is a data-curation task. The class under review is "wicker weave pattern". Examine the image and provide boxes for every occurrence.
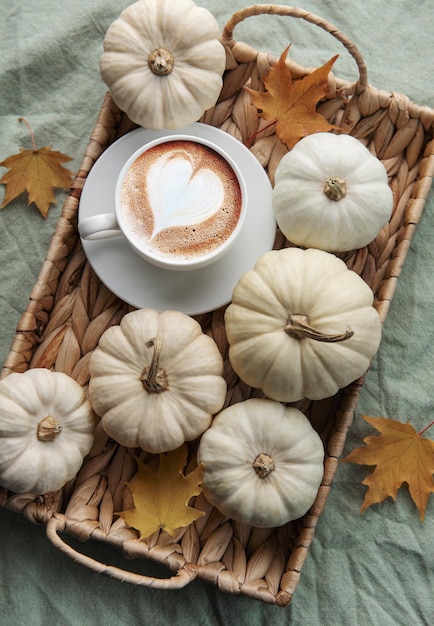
[1,5,434,606]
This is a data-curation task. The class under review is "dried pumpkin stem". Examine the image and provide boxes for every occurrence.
[37,416,62,442]
[141,337,169,394]
[253,453,275,478]
[285,314,354,343]
[324,176,347,201]
[148,48,174,76]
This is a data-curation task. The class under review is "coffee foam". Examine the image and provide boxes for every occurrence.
[121,140,242,260]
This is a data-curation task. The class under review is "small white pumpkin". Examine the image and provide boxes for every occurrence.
[88,309,227,454]
[198,398,325,528]
[100,0,226,130]
[272,132,393,251]
[225,247,382,402]
[0,369,96,494]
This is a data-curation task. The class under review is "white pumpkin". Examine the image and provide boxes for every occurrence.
[198,398,325,528]
[88,309,227,454]
[0,369,96,494]
[225,247,382,402]
[272,132,393,251]
[100,0,226,130]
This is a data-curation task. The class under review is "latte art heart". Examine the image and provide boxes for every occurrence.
[120,140,243,262]
[147,150,224,238]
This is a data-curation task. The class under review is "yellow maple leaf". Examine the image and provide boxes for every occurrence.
[245,46,340,149]
[0,118,73,217]
[342,415,434,521]
[118,445,205,539]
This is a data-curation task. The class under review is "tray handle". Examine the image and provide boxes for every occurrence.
[46,516,198,589]
[222,4,368,95]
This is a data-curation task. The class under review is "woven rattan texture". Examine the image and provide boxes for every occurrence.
[1,5,434,606]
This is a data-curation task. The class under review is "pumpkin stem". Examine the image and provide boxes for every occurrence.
[324,176,347,201]
[148,48,174,76]
[285,314,354,343]
[37,416,62,442]
[253,453,275,478]
[141,337,169,394]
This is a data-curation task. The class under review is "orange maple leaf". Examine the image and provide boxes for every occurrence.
[0,118,73,218]
[245,46,340,149]
[118,445,205,539]
[342,415,434,521]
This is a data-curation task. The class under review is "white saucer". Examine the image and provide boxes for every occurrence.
[78,123,276,315]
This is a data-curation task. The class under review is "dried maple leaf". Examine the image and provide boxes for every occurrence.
[0,117,73,218]
[118,445,205,539]
[342,415,434,521]
[245,46,340,149]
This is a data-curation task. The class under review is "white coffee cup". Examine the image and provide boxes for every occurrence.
[78,134,248,271]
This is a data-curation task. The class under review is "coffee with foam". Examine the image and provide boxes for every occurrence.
[120,140,243,262]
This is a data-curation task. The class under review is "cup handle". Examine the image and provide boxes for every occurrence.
[78,213,121,240]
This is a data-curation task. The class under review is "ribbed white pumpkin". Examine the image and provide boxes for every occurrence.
[272,132,393,251]
[100,0,226,130]
[225,247,382,402]
[0,369,96,494]
[198,398,325,528]
[88,309,227,454]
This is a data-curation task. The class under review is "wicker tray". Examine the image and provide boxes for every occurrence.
[1,5,434,607]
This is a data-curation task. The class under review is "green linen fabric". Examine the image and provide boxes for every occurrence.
[0,1,433,624]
